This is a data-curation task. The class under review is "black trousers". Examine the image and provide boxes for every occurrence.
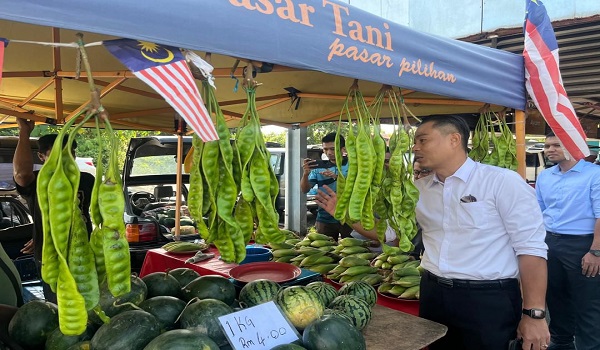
[314,221,352,241]
[546,233,600,350]
[419,271,522,350]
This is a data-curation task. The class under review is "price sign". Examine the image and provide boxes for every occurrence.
[218,301,300,350]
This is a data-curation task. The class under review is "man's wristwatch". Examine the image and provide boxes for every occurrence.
[522,308,546,319]
[589,249,600,257]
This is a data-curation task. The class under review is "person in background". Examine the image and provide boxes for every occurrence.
[535,133,600,350]
[314,185,399,250]
[301,132,352,241]
[13,118,95,303]
[413,115,549,350]
[413,160,432,180]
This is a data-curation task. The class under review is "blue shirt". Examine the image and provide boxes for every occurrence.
[308,163,349,223]
[535,160,600,235]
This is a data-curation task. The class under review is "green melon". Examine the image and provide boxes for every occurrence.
[143,329,220,350]
[302,314,366,350]
[66,341,91,350]
[238,279,282,308]
[337,281,377,307]
[141,271,181,298]
[97,274,147,317]
[275,286,324,331]
[91,310,161,350]
[45,325,95,350]
[328,295,372,330]
[271,344,307,350]
[139,296,187,331]
[322,308,354,324]
[181,275,236,305]
[8,300,59,349]
[306,281,338,307]
[169,268,201,288]
[179,298,233,346]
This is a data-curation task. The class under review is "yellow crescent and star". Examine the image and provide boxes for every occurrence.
[137,41,174,63]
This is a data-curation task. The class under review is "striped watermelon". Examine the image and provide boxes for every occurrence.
[239,279,282,308]
[328,295,372,330]
[337,281,377,307]
[275,286,324,330]
[306,281,338,307]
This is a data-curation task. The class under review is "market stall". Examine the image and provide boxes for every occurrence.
[0,1,531,349]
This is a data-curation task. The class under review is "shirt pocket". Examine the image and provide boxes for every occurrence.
[457,202,489,230]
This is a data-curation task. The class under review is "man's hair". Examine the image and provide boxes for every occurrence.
[322,132,345,147]
[545,131,556,138]
[38,134,77,154]
[420,115,470,152]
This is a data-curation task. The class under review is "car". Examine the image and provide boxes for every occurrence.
[121,136,195,272]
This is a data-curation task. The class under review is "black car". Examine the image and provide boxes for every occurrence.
[122,136,195,272]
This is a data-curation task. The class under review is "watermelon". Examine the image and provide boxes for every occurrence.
[45,325,95,350]
[337,281,377,307]
[271,344,307,350]
[97,274,147,317]
[238,279,282,308]
[306,281,338,307]
[8,300,59,349]
[66,341,91,350]
[181,275,236,306]
[143,329,220,350]
[179,298,233,346]
[142,271,181,298]
[169,268,201,288]
[328,295,372,330]
[275,286,324,331]
[139,296,186,331]
[91,310,161,350]
[322,308,354,324]
[302,314,366,350]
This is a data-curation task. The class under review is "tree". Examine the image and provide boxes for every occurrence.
[262,131,286,146]
[307,122,347,145]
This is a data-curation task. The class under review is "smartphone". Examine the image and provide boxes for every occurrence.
[313,159,335,169]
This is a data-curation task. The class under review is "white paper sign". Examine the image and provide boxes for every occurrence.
[218,301,300,350]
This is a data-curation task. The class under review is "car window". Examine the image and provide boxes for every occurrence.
[131,155,183,176]
[0,196,31,228]
[270,152,283,175]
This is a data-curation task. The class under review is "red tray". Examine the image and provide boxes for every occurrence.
[229,262,302,283]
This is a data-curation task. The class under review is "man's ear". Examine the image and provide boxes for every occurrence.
[37,152,45,162]
[449,132,462,148]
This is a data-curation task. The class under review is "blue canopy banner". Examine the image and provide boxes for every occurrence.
[0,0,526,110]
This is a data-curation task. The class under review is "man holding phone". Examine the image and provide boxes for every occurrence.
[301,132,352,241]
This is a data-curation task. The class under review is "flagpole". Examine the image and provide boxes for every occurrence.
[515,109,526,179]
[174,114,184,240]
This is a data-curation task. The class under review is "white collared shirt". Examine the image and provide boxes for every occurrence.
[415,158,547,280]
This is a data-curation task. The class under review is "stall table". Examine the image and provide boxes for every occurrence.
[140,248,447,349]
[364,305,446,350]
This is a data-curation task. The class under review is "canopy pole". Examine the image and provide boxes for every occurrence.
[515,110,526,179]
[52,28,64,123]
[174,115,184,240]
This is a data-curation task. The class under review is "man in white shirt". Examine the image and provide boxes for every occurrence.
[413,115,550,350]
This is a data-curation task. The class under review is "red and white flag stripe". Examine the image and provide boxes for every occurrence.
[524,5,589,159]
[135,60,218,141]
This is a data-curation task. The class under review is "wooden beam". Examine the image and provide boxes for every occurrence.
[515,110,526,179]
[2,71,49,78]
[57,70,137,79]
[300,105,359,127]
[53,27,64,122]
[0,108,49,123]
[80,78,163,99]
[111,108,175,120]
[64,77,127,122]
[18,78,54,107]
[0,97,63,114]
[256,98,290,111]
[220,94,290,107]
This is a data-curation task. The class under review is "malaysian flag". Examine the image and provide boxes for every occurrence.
[104,39,218,141]
[524,0,589,159]
[0,39,8,87]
